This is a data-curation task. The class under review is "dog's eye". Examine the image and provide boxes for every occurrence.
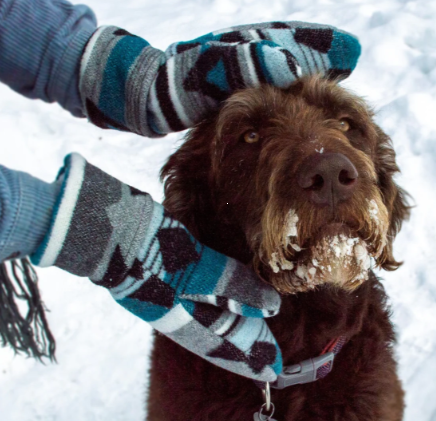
[338,119,351,132]
[243,131,260,144]
[339,118,355,132]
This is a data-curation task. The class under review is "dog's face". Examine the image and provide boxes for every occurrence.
[162,76,410,294]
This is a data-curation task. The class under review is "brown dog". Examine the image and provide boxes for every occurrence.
[147,76,409,421]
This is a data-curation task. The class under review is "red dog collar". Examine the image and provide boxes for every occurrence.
[255,336,347,390]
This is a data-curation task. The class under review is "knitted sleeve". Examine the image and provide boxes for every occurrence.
[0,165,60,262]
[0,0,97,116]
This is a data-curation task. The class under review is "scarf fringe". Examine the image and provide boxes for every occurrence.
[0,258,56,361]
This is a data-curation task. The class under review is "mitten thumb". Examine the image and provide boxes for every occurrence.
[181,260,281,318]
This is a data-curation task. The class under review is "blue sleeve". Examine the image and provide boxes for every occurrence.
[0,165,60,262]
[0,0,97,117]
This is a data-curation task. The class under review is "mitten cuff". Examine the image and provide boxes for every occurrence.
[31,153,154,281]
[50,20,97,117]
[79,25,166,137]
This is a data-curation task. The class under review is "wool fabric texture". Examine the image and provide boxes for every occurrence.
[0,0,96,117]
[80,21,361,137]
[0,166,60,261]
[32,153,283,381]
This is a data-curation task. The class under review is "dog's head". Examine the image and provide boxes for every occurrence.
[162,76,410,294]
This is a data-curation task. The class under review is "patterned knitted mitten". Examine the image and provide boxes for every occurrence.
[32,153,282,382]
[80,21,361,137]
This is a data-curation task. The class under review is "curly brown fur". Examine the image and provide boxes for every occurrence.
[147,76,409,421]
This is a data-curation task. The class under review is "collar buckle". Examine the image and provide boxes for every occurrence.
[256,351,336,390]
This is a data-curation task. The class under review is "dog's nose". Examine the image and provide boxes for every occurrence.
[297,153,358,206]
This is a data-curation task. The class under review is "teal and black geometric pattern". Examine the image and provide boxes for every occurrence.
[80,21,361,137]
[32,153,283,381]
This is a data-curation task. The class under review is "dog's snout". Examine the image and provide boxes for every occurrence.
[297,153,358,206]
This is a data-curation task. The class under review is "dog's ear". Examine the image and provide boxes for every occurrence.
[160,119,216,238]
[374,126,411,271]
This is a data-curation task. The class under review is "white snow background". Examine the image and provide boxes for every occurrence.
[1,0,436,419]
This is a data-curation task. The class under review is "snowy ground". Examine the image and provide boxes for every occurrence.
[1,0,436,420]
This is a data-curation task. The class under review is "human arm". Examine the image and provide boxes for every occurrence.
[0,1,361,380]
[0,156,282,381]
[80,22,361,137]
[0,0,361,130]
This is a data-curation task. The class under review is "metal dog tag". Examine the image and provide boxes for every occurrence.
[253,411,277,421]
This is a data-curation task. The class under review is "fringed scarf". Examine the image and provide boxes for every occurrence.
[0,258,55,361]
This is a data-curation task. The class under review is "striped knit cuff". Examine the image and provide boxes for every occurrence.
[31,153,155,280]
[80,26,166,137]
[49,20,97,117]
[31,153,86,267]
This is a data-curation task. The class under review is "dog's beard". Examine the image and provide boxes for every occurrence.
[269,234,371,292]
[256,196,389,294]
